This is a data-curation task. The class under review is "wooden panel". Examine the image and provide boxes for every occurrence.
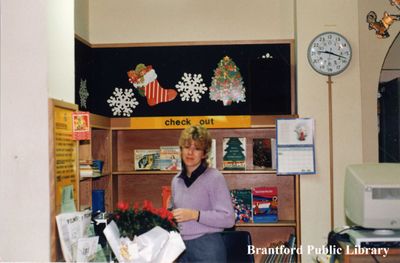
[79,178,92,210]
[92,129,111,174]
[250,115,296,127]
[117,174,175,208]
[79,141,91,161]
[90,113,111,128]
[110,117,131,128]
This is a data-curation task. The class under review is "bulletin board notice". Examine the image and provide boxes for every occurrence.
[52,101,79,213]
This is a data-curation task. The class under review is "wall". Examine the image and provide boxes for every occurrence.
[75,0,90,42]
[83,0,294,43]
[47,0,75,102]
[359,1,400,165]
[0,0,50,260]
[296,1,364,261]
[0,0,75,261]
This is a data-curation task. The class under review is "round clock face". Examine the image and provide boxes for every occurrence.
[307,32,352,76]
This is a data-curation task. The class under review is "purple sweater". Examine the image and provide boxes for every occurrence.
[171,167,235,240]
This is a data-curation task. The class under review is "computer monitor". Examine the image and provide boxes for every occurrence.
[344,163,400,230]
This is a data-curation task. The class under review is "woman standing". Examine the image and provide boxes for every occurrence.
[172,125,235,262]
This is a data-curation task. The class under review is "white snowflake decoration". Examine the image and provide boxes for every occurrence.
[79,79,89,108]
[107,87,139,117]
[175,73,208,103]
[261,52,273,59]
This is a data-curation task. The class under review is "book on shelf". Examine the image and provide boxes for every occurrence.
[159,146,182,171]
[253,138,272,169]
[79,160,101,178]
[207,139,217,168]
[223,137,246,170]
[252,186,278,223]
[262,234,296,263]
[230,189,253,223]
[134,149,160,170]
[271,138,277,170]
[287,234,297,263]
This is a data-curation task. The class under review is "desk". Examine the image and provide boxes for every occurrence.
[338,242,400,263]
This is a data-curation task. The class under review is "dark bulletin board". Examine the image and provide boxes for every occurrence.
[75,39,295,117]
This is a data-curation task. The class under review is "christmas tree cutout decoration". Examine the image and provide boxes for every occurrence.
[127,64,177,106]
[209,56,246,106]
[223,137,246,170]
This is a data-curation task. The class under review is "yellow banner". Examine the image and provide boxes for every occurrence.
[129,115,251,129]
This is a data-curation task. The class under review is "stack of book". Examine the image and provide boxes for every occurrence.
[79,160,101,178]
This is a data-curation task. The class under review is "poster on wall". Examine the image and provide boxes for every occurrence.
[53,102,79,213]
[72,111,91,140]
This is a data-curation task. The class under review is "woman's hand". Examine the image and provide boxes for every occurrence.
[172,208,199,223]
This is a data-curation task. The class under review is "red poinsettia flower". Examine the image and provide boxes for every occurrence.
[117,200,129,211]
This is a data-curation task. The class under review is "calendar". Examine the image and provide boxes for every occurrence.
[276,118,316,175]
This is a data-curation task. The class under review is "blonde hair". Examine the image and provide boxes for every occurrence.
[179,125,212,156]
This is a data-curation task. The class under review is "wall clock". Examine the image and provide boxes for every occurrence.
[307,32,352,76]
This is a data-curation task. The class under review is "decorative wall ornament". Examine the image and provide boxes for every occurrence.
[209,56,246,106]
[79,79,89,109]
[261,53,274,59]
[127,64,178,106]
[107,87,139,117]
[175,73,207,103]
[367,0,400,38]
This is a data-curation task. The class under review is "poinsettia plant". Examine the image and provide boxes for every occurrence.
[111,200,178,241]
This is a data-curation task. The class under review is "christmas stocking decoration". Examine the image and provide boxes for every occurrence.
[128,64,177,106]
[143,79,177,106]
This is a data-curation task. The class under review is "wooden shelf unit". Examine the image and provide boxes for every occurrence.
[79,113,301,263]
[78,114,113,211]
